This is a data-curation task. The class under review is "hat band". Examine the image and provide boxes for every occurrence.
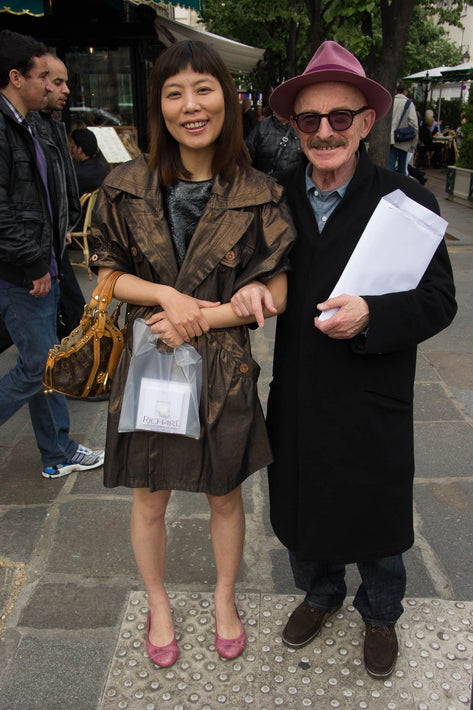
[306,63,364,76]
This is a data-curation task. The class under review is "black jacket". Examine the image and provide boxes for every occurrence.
[29,111,82,238]
[75,156,108,195]
[0,96,65,287]
[267,143,457,563]
[245,115,302,174]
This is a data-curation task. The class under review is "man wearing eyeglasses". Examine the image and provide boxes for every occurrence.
[231,41,456,678]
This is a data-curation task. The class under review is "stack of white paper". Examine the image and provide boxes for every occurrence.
[319,189,448,321]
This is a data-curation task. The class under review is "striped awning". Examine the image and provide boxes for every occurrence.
[0,0,44,15]
[0,0,203,17]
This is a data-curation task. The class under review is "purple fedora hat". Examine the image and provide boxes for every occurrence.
[270,41,392,121]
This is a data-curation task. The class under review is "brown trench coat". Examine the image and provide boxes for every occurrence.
[90,155,295,495]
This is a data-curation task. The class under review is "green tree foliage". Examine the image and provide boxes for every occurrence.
[202,0,311,101]
[403,7,463,75]
[202,0,473,164]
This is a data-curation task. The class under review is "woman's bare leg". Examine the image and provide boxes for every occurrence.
[207,486,245,639]
[131,488,174,647]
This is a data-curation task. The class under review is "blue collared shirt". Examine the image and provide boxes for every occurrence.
[304,162,351,233]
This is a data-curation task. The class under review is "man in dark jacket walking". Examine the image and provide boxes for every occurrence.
[29,53,86,338]
[0,30,104,478]
[231,41,456,678]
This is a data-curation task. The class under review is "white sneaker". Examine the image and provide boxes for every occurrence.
[42,445,105,479]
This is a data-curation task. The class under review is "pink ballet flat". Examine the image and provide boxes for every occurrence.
[215,605,246,660]
[146,612,179,668]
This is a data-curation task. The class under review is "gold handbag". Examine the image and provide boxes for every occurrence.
[43,270,126,398]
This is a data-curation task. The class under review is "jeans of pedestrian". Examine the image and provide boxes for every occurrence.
[389,146,408,174]
[289,550,406,626]
[0,279,77,467]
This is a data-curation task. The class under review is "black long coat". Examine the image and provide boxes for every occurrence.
[267,144,457,563]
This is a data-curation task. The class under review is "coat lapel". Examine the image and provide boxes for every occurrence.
[175,170,267,294]
[106,156,179,284]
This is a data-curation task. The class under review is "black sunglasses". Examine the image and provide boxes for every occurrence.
[292,107,370,133]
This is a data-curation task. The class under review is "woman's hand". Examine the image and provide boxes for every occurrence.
[146,312,185,348]
[159,286,220,340]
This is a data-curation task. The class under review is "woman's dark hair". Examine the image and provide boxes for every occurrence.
[0,30,47,89]
[148,40,250,184]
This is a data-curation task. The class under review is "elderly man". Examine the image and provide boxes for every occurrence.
[231,41,456,678]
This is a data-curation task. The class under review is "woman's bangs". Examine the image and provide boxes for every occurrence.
[159,41,221,85]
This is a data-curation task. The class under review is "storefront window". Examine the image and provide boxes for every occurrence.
[65,46,134,127]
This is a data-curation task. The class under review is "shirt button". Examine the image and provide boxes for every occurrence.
[314,190,319,196]
[322,215,328,222]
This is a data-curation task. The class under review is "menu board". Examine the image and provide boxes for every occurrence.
[88,127,132,164]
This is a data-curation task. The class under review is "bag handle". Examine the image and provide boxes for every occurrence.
[87,270,125,338]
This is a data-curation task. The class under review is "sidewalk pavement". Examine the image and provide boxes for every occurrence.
[1,168,472,709]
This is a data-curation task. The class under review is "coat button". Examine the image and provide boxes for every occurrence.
[239,363,249,374]
[131,246,138,257]
[225,250,235,261]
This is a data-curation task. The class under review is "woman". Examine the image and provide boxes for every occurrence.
[90,40,295,668]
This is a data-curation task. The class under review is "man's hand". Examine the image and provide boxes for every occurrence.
[315,294,369,339]
[29,273,51,298]
[230,281,277,327]
[145,312,184,348]
[65,231,72,246]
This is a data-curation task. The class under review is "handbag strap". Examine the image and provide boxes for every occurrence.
[87,270,125,338]
[396,99,411,130]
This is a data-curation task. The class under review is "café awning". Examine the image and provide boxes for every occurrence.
[441,61,473,81]
[403,66,452,81]
[135,0,203,12]
[0,0,44,15]
[154,13,266,74]
[0,0,204,16]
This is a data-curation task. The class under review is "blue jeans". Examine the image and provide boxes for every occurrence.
[0,280,77,467]
[289,551,406,626]
[389,146,408,174]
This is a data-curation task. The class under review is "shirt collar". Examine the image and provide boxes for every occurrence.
[0,93,25,124]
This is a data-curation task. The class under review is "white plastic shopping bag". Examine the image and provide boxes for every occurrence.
[118,318,202,439]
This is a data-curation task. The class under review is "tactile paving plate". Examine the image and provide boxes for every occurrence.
[101,593,473,710]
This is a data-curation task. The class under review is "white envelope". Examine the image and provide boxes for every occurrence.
[319,189,448,321]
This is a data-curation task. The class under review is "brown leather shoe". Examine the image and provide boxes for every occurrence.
[282,601,342,649]
[364,623,398,678]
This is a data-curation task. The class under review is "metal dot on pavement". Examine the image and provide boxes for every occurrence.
[99,592,473,710]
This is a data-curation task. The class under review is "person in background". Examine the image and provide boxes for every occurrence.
[456,111,467,151]
[90,40,295,669]
[29,53,86,338]
[389,82,418,174]
[118,129,142,159]
[245,111,302,175]
[231,40,456,679]
[0,30,104,478]
[70,127,108,194]
[242,96,257,138]
[418,111,442,168]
